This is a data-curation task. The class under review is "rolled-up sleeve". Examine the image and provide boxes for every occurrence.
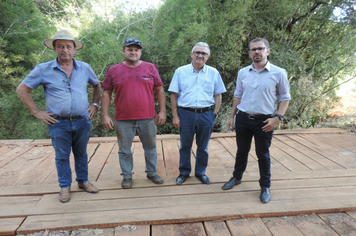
[277,69,291,102]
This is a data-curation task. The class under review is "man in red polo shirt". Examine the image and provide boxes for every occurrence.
[101,38,166,189]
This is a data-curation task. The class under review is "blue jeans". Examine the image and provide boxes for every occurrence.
[233,112,273,188]
[115,118,158,179]
[48,117,91,188]
[178,108,215,176]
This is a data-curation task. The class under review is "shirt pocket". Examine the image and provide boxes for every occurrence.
[203,81,214,95]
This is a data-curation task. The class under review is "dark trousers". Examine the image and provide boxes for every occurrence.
[178,108,215,176]
[233,112,274,188]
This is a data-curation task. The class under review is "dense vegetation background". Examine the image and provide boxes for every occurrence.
[1,0,355,139]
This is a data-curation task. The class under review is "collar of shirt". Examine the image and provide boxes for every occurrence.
[190,62,206,73]
[51,58,79,70]
[249,61,271,73]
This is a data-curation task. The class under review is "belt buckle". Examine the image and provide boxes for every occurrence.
[248,114,255,120]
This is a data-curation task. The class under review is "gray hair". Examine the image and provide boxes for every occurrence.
[249,38,269,49]
[191,42,210,55]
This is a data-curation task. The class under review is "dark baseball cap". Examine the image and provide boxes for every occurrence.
[123,38,142,49]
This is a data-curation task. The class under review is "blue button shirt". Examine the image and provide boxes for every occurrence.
[234,61,291,115]
[23,59,99,117]
[168,63,226,108]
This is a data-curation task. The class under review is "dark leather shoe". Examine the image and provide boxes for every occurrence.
[147,174,164,184]
[222,177,241,190]
[78,181,98,193]
[176,174,189,185]
[195,175,211,185]
[59,188,71,203]
[121,178,132,189]
[260,187,271,203]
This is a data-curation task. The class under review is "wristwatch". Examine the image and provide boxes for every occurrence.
[275,114,285,120]
[92,103,100,108]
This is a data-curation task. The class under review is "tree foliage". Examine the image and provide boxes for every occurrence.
[149,0,356,131]
[0,0,355,139]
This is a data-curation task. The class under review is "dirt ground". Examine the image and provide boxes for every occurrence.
[19,225,140,236]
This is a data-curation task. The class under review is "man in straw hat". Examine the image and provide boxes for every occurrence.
[17,29,101,203]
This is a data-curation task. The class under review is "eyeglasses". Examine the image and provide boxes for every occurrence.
[63,78,71,92]
[193,51,209,57]
[250,47,267,52]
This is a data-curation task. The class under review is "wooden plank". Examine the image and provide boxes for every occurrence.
[349,211,356,221]
[88,143,114,182]
[204,221,231,236]
[156,140,166,177]
[318,213,356,235]
[0,146,52,186]
[161,139,180,177]
[173,223,206,236]
[16,192,356,234]
[31,176,356,210]
[211,138,236,176]
[211,132,236,138]
[16,147,56,186]
[132,141,148,179]
[114,225,150,236]
[0,217,25,236]
[285,134,345,169]
[0,139,33,146]
[288,214,338,236]
[273,128,348,135]
[216,137,236,157]
[2,167,356,197]
[262,217,304,236]
[96,144,121,182]
[151,224,174,236]
[3,130,356,236]
[40,152,75,185]
[205,140,229,177]
[0,146,33,169]
[13,182,356,219]
[274,136,327,170]
[298,134,356,169]
[244,218,272,235]
[226,219,255,236]
[319,133,356,151]
[0,196,41,217]
[214,138,236,177]
[0,146,16,156]
[270,141,310,172]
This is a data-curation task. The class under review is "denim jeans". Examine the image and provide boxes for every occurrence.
[178,108,215,176]
[233,112,274,188]
[48,117,91,188]
[115,118,158,179]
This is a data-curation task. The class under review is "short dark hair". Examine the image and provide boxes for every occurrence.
[53,40,76,49]
[249,38,269,49]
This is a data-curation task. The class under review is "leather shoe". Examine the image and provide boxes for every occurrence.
[222,177,241,190]
[195,175,211,185]
[78,181,98,193]
[147,174,164,184]
[121,178,132,189]
[59,188,71,203]
[260,187,271,203]
[176,174,189,185]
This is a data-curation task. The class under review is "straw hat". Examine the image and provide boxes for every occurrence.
[43,29,84,50]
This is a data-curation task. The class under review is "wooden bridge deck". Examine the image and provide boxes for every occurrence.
[1,128,356,235]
